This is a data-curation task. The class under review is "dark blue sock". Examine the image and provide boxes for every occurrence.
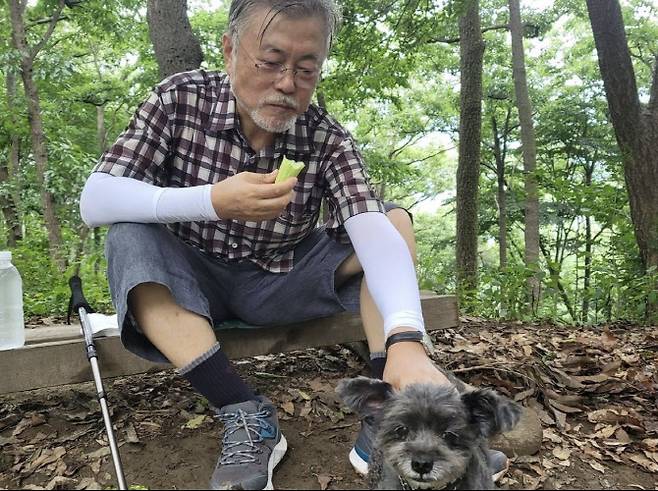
[370,355,386,380]
[180,343,255,409]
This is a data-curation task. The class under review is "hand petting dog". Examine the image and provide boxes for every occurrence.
[384,341,452,390]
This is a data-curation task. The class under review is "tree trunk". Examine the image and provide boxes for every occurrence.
[491,112,509,317]
[8,0,66,270]
[456,0,485,300]
[581,163,594,323]
[1,71,23,246]
[491,111,511,272]
[509,0,540,316]
[147,0,203,79]
[586,0,658,320]
[540,239,577,322]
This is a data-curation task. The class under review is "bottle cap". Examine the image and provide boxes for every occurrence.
[0,251,12,261]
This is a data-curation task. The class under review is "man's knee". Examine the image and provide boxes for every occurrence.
[105,223,172,263]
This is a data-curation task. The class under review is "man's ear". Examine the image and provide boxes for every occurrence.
[461,388,522,439]
[336,376,393,417]
[222,33,235,75]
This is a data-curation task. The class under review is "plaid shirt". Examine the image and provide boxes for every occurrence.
[94,70,384,273]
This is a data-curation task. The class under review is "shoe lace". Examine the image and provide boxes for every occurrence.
[218,409,271,465]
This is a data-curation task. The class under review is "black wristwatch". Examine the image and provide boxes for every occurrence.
[385,331,425,351]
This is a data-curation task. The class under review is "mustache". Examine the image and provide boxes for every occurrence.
[261,95,299,110]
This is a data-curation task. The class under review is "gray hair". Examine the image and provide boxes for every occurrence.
[227,0,342,49]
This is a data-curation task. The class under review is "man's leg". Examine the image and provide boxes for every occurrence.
[129,282,216,368]
[106,223,284,490]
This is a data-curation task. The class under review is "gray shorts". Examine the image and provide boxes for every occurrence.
[105,204,409,363]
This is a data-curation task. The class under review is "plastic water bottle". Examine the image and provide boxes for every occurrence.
[0,251,25,350]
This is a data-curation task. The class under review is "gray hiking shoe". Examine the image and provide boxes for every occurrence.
[210,396,287,490]
[488,449,509,482]
[349,415,376,476]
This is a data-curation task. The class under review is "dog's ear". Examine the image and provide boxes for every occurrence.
[461,388,522,438]
[336,376,393,416]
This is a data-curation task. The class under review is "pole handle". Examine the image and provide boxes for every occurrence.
[67,275,95,324]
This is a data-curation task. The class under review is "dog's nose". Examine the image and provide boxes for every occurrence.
[411,459,434,475]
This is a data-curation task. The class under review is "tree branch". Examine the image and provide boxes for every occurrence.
[26,15,69,28]
[30,0,66,61]
[428,22,540,44]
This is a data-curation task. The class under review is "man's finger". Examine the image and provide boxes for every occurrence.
[254,178,297,199]
[254,194,295,217]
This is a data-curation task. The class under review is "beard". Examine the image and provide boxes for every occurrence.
[233,89,300,134]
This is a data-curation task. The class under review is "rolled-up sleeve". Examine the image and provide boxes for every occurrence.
[324,136,385,242]
[93,89,173,185]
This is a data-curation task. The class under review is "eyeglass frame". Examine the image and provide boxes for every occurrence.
[235,39,323,89]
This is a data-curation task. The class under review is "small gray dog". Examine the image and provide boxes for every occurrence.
[337,377,522,490]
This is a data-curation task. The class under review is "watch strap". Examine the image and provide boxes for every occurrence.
[385,331,424,351]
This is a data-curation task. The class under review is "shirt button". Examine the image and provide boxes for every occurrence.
[231,243,238,249]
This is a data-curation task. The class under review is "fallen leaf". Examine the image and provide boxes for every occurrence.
[588,461,606,473]
[513,387,535,402]
[282,402,295,416]
[12,413,47,437]
[615,428,632,444]
[316,474,332,490]
[629,453,658,472]
[543,429,563,444]
[86,447,111,461]
[75,477,102,490]
[182,415,208,430]
[45,476,77,490]
[552,447,572,461]
[641,439,658,450]
[548,400,582,414]
[125,423,140,444]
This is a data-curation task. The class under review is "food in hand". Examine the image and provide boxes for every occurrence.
[275,157,305,183]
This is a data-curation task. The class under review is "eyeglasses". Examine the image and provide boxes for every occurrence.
[238,44,321,89]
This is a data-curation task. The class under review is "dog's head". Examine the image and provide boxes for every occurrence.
[337,377,521,489]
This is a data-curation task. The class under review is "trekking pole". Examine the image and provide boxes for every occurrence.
[68,275,128,490]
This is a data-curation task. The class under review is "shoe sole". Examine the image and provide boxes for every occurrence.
[349,448,369,476]
[492,457,509,483]
[210,434,288,490]
[264,434,288,490]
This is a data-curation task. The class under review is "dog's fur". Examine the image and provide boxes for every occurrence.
[336,376,522,490]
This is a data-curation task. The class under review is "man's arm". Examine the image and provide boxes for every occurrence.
[344,211,452,389]
[80,173,219,227]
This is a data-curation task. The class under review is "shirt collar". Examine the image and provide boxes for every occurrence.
[206,73,315,156]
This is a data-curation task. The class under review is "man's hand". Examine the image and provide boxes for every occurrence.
[383,340,452,391]
[211,170,297,221]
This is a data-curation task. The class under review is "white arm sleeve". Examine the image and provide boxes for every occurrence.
[80,172,220,227]
[344,211,425,338]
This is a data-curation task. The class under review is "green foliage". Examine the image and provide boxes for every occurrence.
[0,0,656,325]
[7,216,112,317]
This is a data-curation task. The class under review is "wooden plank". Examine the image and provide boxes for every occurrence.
[0,295,457,394]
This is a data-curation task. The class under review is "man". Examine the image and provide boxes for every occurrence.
[80,0,503,489]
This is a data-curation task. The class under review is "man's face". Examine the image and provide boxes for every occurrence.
[223,8,328,134]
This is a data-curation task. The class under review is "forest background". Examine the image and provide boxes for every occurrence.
[1,0,657,326]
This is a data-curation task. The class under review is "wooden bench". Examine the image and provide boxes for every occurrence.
[0,294,458,394]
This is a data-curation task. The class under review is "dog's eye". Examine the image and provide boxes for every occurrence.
[394,425,409,439]
[443,431,460,445]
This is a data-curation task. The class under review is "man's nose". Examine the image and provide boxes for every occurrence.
[273,69,296,93]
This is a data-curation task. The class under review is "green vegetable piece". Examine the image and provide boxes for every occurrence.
[275,157,305,183]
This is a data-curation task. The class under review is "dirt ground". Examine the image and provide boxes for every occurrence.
[1,319,657,490]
